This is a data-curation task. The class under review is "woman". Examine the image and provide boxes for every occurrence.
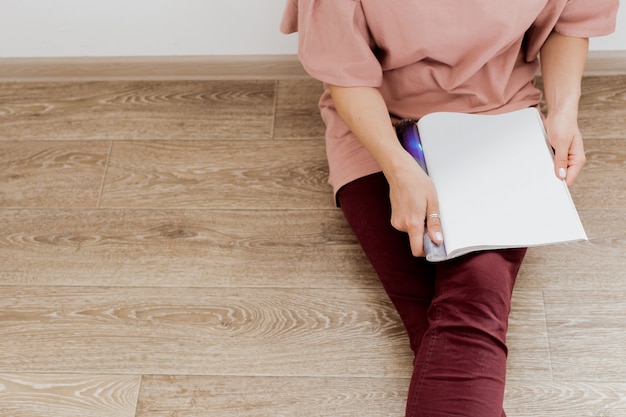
[281,1,618,416]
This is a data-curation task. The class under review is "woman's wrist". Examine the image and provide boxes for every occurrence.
[380,146,427,185]
[545,91,581,119]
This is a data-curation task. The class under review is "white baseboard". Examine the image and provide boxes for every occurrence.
[0,51,624,82]
[0,55,309,82]
[583,50,626,75]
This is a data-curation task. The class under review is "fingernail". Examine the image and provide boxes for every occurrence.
[435,232,444,242]
[559,168,567,179]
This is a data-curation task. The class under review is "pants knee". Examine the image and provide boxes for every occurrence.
[431,249,526,345]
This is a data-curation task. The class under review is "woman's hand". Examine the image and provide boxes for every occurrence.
[387,152,444,256]
[544,111,586,186]
[327,84,443,257]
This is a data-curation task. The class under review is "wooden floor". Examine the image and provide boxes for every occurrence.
[0,76,625,417]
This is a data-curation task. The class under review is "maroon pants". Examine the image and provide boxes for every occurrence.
[337,172,526,417]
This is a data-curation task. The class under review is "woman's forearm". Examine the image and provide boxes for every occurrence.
[327,85,417,179]
[539,31,590,184]
[540,31,589,119]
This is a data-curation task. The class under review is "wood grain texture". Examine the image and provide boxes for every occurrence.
[544,291,626,382]
[2,210,619,291]
[136,375,408,417]
[0,81,276,141]
[578,76,626,140]
[569,139,626,210]
[0,141,110,208]
[274,79,326,140]
[0,286,413,377]
[516,209,626,290]
[0,76,624,416]
[506,290,552,380]
[137,377,626,417]
[100,140,333,210]
[0,374,140,417]
[0,208,377,288]
[0,286,548,382]
[3,207,619,291]
[504,382,626,417]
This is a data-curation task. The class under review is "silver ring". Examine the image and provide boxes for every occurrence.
[427,213,440,220]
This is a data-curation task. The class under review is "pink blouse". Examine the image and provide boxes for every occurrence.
[281,0,618,198]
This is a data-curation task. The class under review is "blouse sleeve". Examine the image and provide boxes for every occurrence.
[555,0,619,37]
[525,0,619,61]
[280,0,382,87]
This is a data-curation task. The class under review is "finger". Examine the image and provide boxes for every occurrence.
[552,140,569,181]
[426,211,444,246]
[407,222,426,257]
[565,165,581,186]
[564,138,586,186]
[564,150,585,186]
[390,206,426,257]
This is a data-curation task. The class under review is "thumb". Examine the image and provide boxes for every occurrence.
[553,142,569,181]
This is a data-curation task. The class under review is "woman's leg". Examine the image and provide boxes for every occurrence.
[337,172,526,417]
[406,248,526,417]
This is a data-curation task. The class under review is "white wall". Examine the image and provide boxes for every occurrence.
[0,0,623,58]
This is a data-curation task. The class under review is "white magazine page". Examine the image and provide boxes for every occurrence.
[417,108,587,257]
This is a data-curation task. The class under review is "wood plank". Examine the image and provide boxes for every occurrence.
[0,81,276,141]
[504,381,626,417]
[516,209,626,290]
[136,375,408,417]
[3,207,614,290]
[0,286,413,377]
[0,208,377,288]
[137,378,626,417]
[136,376,626,417]
[6,205,621,292]
[506,290,552,380]
[100,140,333,209]
[0,287,546,380]
[578,76,626,140]
[569,140,626,211]
[0,374,140,417]
[274,79,326,140]
[0,141,110,208]
[544,290,626,382]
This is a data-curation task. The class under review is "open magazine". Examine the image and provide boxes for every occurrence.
[396,107,587,262]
